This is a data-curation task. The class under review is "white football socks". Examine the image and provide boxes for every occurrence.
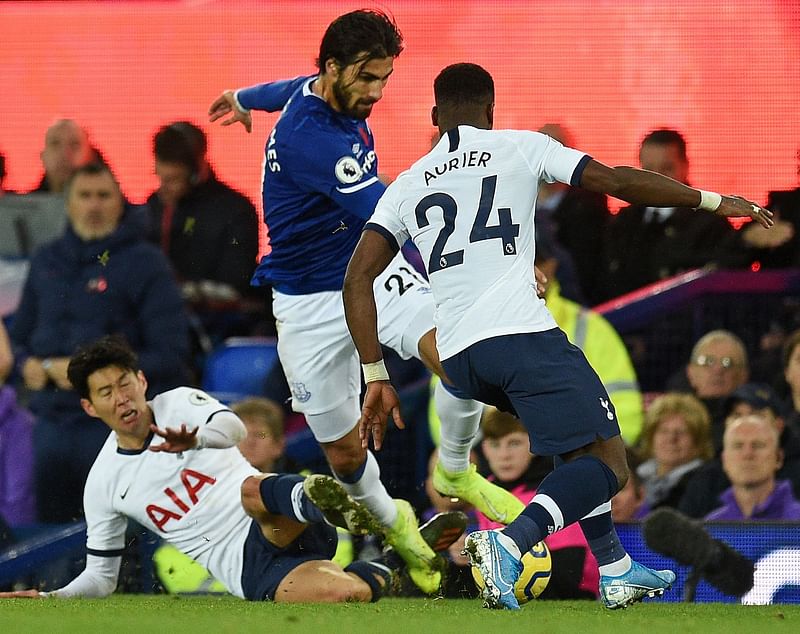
[434,379,483,473]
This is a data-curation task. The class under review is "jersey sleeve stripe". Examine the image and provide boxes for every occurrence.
[364,222,400,253]
[206,409,234,425]
[447,128,460,152]
[87,547,126,557]
[569,154,592,187]
[336,176,379,194]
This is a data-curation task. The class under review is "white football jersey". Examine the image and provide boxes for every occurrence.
[368,126,589,360]
[82,387,259,598]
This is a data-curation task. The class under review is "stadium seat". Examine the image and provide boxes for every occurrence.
[201,337,279,404]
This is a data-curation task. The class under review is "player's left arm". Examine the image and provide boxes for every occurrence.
[208,76,310,133]
[343,228,405,449]
[578,159,773,227]
[150,392,246,453]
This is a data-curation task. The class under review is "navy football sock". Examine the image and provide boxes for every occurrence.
[345,560,392,602]
[502,455,619,555]
[258,474,325,524]
[580,506,627,566]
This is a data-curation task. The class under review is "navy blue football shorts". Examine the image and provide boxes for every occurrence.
[441,327,621,456]
[240,518,337,601]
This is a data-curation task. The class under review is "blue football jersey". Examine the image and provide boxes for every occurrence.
[238,76,386,294]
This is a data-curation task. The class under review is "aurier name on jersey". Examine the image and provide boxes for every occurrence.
[423,150,492,186]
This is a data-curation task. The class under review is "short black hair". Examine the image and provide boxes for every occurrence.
[153,121,207,173]
[68,335,140,400]
[64,161,120,196]
[434,63,494,108]
[641,128,687,160]
[316,9,403,71]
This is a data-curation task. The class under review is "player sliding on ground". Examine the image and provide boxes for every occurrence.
[0,335,465,602]
[341,62,772,610]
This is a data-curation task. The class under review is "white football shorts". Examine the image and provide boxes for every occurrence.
[272,251,434,429]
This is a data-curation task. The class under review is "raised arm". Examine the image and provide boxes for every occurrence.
[208,76,311,132]
[343,229,405,449]
[578,160,773,228]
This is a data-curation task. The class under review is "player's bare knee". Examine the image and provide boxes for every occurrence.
[317,579,371,603]
[323,442,367,476]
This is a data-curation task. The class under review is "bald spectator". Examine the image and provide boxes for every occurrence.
[706,414,800,520]
[31,119,94,194]
[678,382,800,518]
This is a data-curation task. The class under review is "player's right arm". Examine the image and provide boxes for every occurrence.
[578,159,773,227]
[343,188,411,449]
[0,555,121,599]
[208,76,311,132]
[0,472,126,599]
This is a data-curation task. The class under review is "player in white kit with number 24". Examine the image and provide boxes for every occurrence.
[342,63,773,610]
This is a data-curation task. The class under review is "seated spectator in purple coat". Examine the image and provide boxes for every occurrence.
[706,414,800,520]
[0,319,35,527]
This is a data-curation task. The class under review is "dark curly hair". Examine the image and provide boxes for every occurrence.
[316,9,403,72]
[68,335,140,399]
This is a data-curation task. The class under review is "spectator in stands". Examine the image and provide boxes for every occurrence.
[781,329,800,431]
[0,320,36,528]
[475,407,598,600]
[678,382,800,518]
[706,414,800,520]
[145,121,259,304]
[635,393,713,514]
[537,123,610,305]
[739,147,800,268]
[10,162,191,523]
[600,128,744,301]
[611,447,647,522]
[233,397,299,474]
[30,119,94,194]
[681,329,750,432]
[0,151,10,197]
[536,231,644,445]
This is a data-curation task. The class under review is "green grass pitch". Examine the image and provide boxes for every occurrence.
[1,596,798,634]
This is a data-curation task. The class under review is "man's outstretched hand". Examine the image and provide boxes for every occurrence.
[149,424,198,453]
[716,196,773,228]
[357,381,405,450]
[0,589,43,598]
[208,90,253,133]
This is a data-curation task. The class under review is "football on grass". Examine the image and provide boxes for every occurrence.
[471,540,552,604]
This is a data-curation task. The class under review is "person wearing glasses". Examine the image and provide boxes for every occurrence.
[681,329,750,431]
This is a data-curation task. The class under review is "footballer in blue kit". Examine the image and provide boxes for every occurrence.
[209,10,528,595]
[239,74,381,295]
